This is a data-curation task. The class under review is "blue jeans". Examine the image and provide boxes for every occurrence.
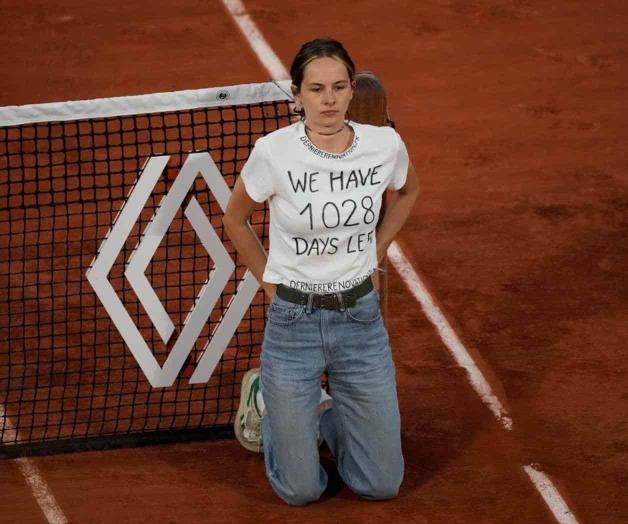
[259,284,404,506]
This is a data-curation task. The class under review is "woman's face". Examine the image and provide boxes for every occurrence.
[294,56,354,129]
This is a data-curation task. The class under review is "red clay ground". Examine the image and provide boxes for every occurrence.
[1,0,627,522]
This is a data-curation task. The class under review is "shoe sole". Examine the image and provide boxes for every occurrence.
[234,367,263,453]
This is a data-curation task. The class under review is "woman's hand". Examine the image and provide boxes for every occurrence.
[263,283,278,301]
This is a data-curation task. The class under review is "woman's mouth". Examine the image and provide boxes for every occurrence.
[321,110,338,116]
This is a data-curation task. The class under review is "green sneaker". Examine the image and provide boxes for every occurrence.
[234,368,330,453]
[234,368,264,453]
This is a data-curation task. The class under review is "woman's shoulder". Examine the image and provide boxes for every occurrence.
[353,121,397,137]
[351,121,399,149]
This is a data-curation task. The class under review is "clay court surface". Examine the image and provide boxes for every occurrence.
[1,1,627,522]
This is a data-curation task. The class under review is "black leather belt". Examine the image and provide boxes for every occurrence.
[275,276,374,310]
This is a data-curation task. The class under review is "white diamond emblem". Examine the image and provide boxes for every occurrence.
[86,153,261,387]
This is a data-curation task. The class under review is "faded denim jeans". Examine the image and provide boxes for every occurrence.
[259,283,404,506]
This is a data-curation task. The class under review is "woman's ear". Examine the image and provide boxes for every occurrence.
[290,83,300,101]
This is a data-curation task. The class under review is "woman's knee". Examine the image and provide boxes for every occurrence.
[270,472,324,506]
[280,487,323,506]
[347,462,404,501]
[357,477,402,501]
[267,465,326,506]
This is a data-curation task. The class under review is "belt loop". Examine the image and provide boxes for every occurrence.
[306,292,314,314]
[335,291,345,312]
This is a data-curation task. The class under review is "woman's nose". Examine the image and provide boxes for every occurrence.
[323,88,336,105]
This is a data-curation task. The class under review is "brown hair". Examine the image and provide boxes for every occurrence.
[348,71,390,127]
[290,38,356,93]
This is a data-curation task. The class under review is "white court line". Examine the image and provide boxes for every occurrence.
[220,2,580,522]
[524,465,580,524]
[220,0,290,80]
[388,243,580,523]
[387,242,513,430]
[15,458,68,524]
[1,407,67,524]
[0,403,19,444]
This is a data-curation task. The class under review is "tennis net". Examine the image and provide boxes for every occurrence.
[0,80,294,457]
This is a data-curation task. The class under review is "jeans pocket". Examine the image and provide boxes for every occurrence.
[345,289,382,323]
[267,295,305,326]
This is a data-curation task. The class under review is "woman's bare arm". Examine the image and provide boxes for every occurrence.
[222,177,277,300]
[375,161,420,263]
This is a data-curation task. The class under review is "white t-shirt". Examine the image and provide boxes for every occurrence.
[239,119,409,293]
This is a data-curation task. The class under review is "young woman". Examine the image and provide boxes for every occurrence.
[223,38,420,506]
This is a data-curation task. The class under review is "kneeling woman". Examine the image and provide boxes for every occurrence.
[223,38,420,506]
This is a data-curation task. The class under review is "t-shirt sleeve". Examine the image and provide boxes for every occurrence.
[239,138,275,203]
[389,129,410,190]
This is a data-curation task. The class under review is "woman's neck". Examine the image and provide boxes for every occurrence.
[303,119,354,154]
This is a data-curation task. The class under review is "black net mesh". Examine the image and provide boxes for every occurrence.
[0,97,293,457]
